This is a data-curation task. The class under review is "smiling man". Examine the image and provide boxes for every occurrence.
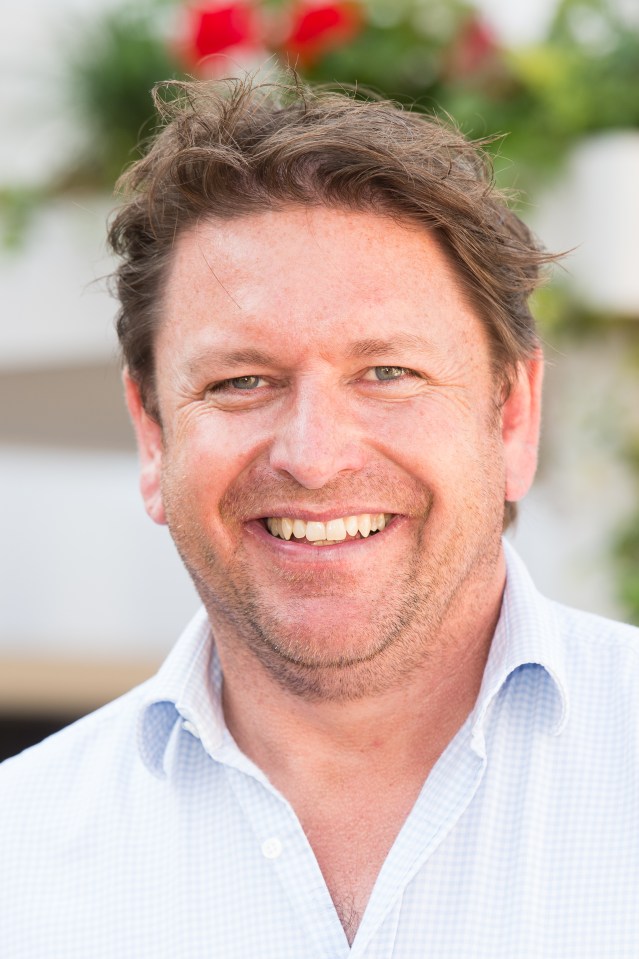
[141,206,527,707]
[2,78,639,958]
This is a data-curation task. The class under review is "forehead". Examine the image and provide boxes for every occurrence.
[158,206,487,361]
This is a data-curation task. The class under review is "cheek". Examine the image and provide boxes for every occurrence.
[174,411,249,465]
[162,416,267,520]
[160,432,217,511]
[365,394,497,480]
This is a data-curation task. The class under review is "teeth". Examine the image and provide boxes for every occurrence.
[265,513,393,544]
[358,514,372,538]
[305,521,326,542]
[344,515,358,536]
[325,518,347,541]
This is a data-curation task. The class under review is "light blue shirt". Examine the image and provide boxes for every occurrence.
[2,543,639,958]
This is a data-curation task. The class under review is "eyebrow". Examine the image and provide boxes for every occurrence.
[185,347,278,375]
[344,334,436,358]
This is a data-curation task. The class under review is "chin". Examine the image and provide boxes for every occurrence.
[216,587,442,701]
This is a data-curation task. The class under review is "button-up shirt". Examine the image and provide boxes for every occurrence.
[2,543,639,958]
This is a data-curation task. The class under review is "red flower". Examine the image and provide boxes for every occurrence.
[448,14,501,79]
[183,2,261,68]
[284,2,363,66]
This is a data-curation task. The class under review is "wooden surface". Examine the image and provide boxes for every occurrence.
[0,655,160,716]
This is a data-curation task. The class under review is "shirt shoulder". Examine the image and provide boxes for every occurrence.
[0,681,150,801]
[549,600,639,729]
[553,599,639,654]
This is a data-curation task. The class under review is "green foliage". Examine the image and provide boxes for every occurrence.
[302,0,471,99]
[503,0,639,173]
[613,511,639,626]
[58,0,639,193]
[306,0,639,188]
[0,186,48,252]
[612,435,639,625]
[64,2,184,188]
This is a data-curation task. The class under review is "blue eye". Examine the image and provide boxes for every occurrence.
[229,376,261,390]
[374,366,406,380]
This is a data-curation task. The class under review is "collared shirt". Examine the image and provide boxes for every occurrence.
[2,543,639,958]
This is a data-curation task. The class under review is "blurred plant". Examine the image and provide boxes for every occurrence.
[283,2,363,66]
[303,0,639,185]
[53,0,639,195]
[179,1,265,69]
[0,187,48,251]
[502,0,639,179]
[57,0,374,187]
[62,1,182,189]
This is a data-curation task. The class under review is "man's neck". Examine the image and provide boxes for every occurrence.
[217,558,505,793]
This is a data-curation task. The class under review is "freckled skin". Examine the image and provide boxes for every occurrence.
[127,206,542,701]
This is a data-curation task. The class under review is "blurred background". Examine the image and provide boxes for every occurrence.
[1,0,638,757]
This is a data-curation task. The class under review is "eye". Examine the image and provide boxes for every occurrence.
[362,366,416,382]
[228,375,262,390]
[373,366,407,381]
[209,375,265,393]
[204,374,276,409]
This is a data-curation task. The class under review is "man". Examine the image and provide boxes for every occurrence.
[2,76,638,958]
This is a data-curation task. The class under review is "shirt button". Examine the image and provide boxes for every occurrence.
[261,837,283,860]
[182,720,200,739]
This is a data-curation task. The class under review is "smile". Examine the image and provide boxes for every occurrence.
[264,513,394,546]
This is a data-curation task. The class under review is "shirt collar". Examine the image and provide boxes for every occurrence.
[137,606,225,777]
[470,538,569,754]
[137,541,570,777]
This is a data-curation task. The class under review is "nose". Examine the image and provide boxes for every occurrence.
[268,381,366,489]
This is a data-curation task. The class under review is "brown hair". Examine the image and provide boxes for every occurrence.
[109,74,554,524]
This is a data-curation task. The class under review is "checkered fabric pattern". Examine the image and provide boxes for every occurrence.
[2,542,639,958]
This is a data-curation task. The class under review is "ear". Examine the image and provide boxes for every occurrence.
[501,351,544,503]
[123,370,167,526]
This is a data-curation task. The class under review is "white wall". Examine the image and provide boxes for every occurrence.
[0,446,198,659]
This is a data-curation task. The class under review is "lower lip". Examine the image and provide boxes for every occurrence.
[245,516,406,561]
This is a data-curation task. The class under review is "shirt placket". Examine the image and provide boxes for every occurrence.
[223,758,351,959]
[350,719,487,959]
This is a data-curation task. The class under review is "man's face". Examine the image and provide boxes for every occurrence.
[129,206,541,699]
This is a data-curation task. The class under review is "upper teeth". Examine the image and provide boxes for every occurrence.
[266,513,392,543]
